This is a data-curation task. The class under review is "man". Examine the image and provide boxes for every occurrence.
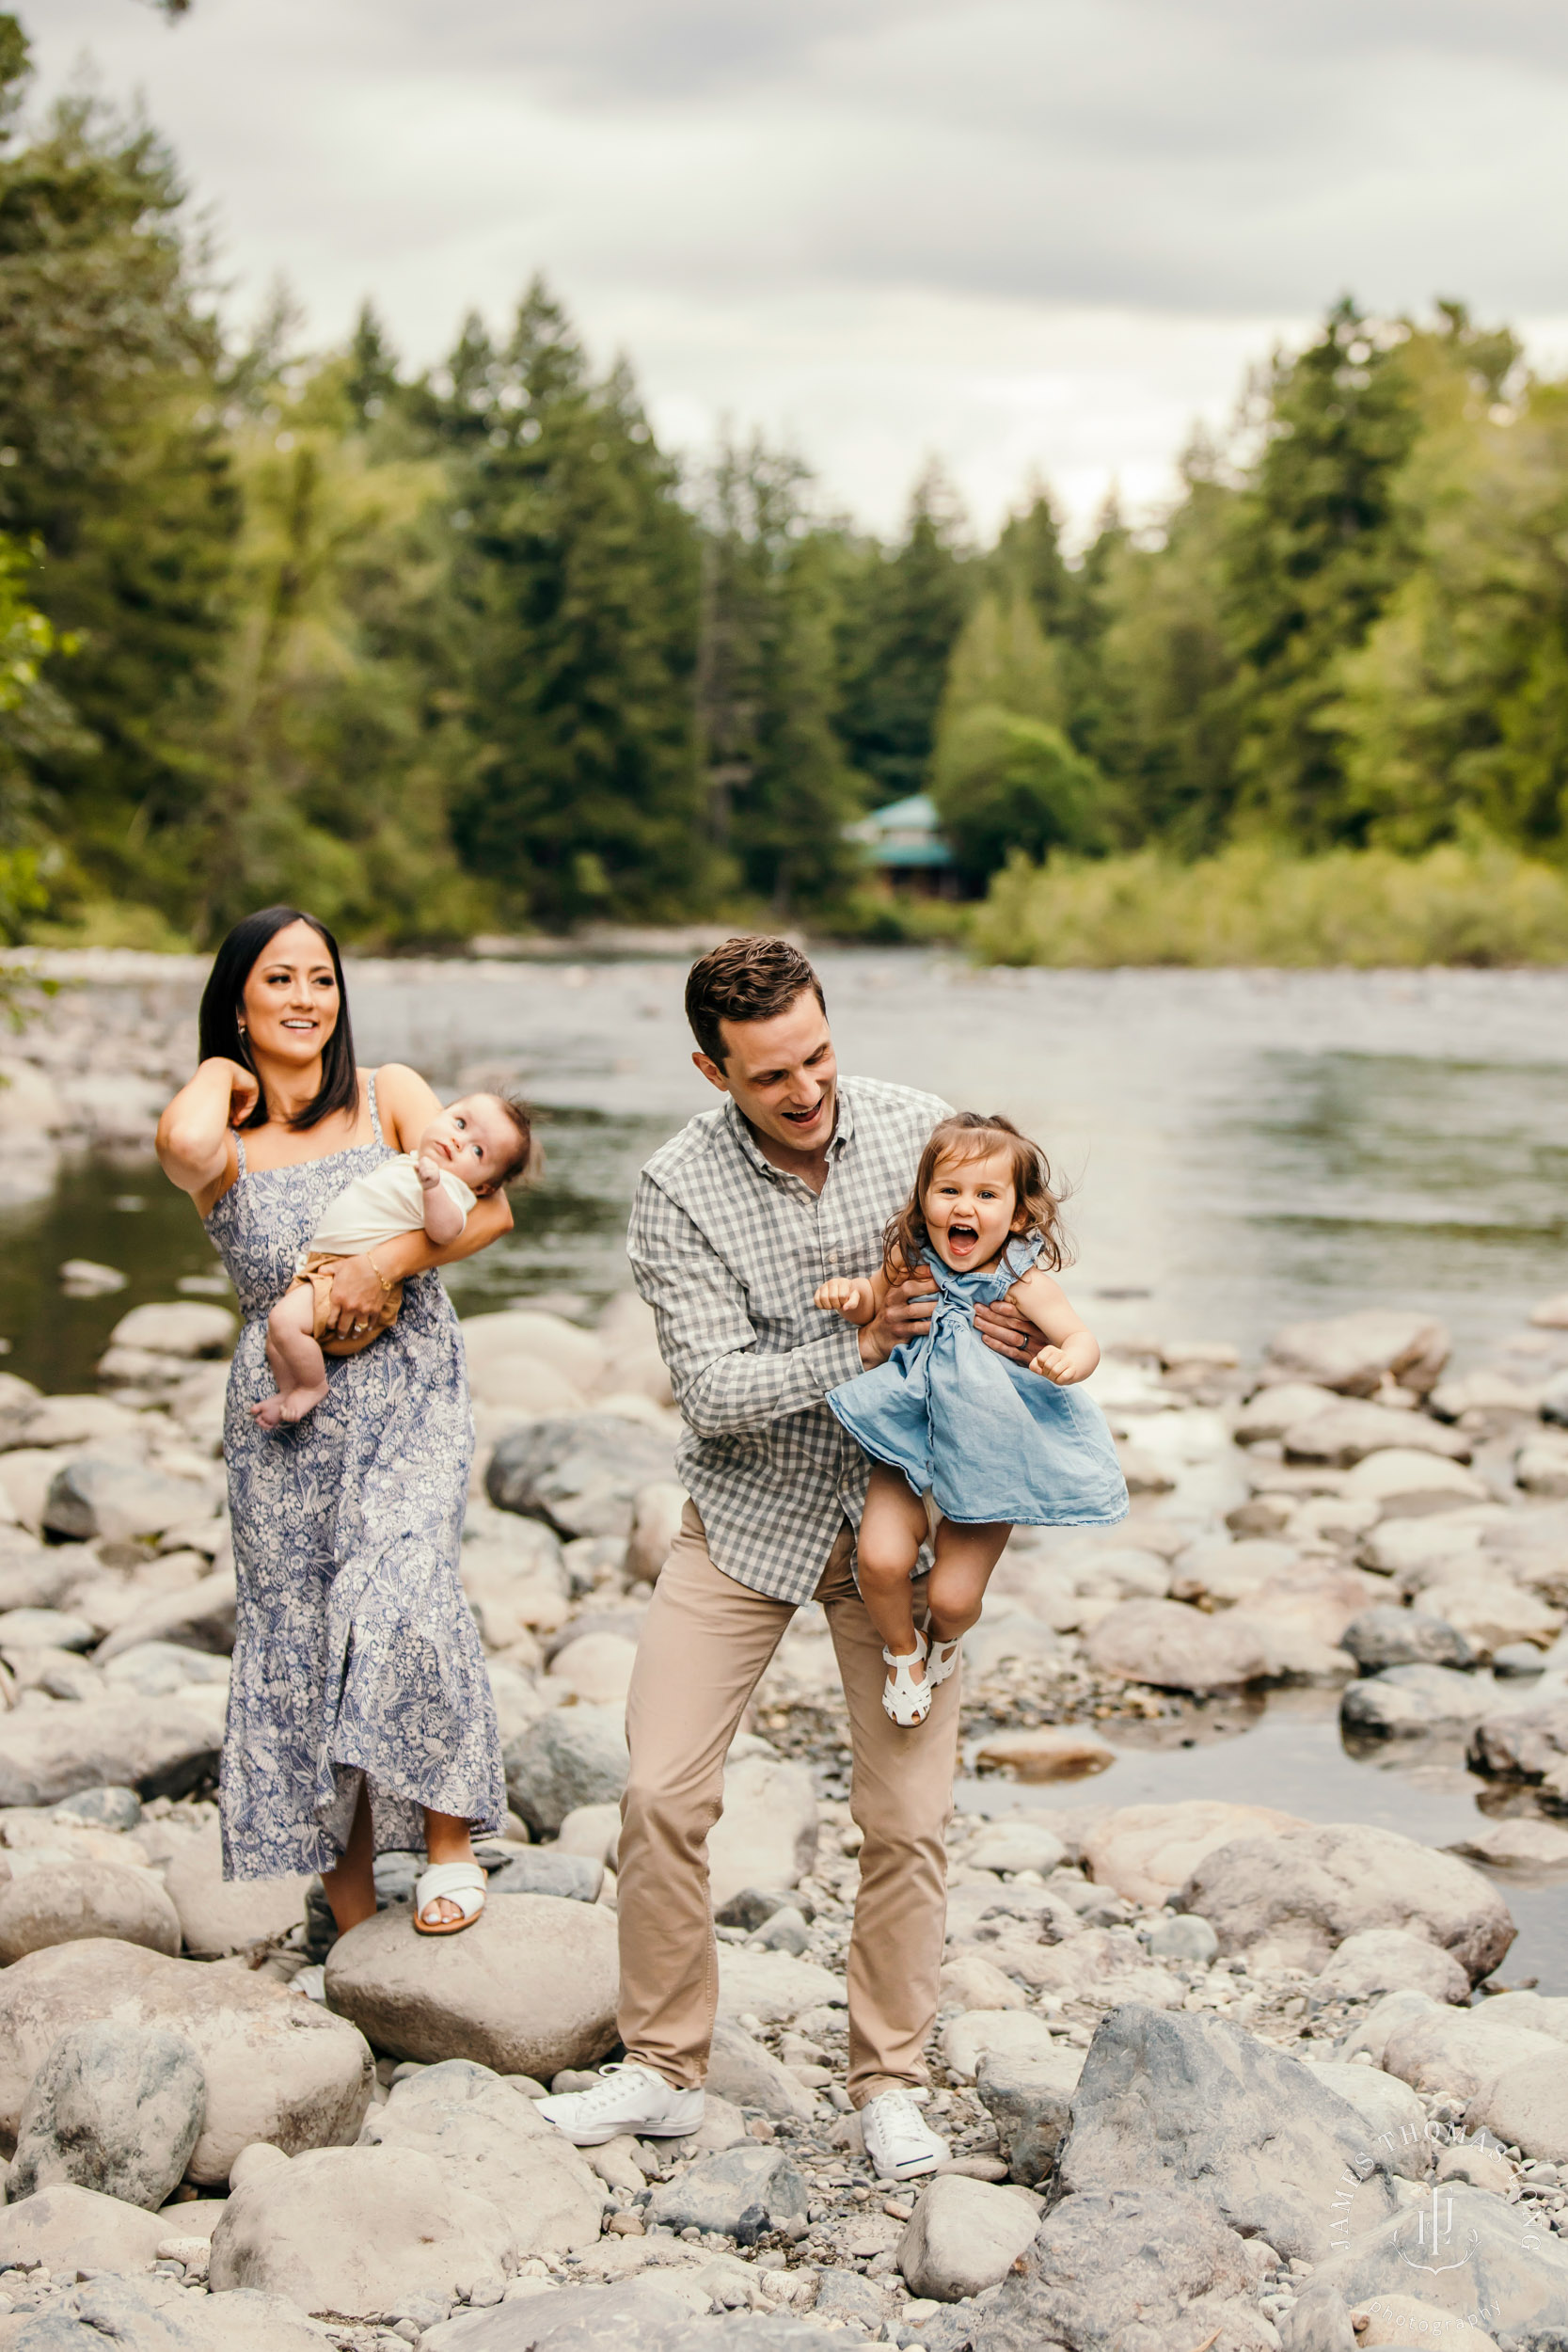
[537,936,1038,2180]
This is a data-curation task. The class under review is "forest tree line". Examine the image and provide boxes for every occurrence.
[4,16,1568,953]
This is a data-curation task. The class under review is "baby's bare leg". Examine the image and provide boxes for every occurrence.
[855,1464,933,1677]
[927,1519,1011,1646]
[251,1288,330,1430]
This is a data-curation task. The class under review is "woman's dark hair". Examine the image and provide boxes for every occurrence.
[198,906,357,1133]
[883,1111,1069,1279]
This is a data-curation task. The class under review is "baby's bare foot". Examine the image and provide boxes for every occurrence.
[249,1395,286,1431]
[277,1380,328,1424]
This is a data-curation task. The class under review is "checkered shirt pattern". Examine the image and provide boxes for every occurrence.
[627,1075,952,1603]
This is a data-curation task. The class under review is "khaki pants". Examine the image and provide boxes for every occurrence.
[617,1502,960,2109]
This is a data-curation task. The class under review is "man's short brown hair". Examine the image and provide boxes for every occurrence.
[684,936,827,1065]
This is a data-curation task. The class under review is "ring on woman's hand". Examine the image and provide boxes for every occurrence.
[354,1320,368,1333]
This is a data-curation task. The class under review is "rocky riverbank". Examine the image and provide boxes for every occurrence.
[0,1286,1566,2349]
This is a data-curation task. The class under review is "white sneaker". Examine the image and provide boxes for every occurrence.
[861,2086,949,2181]
[535,2061,705,2146]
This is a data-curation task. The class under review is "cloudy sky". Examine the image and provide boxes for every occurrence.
[29,0,1568,536]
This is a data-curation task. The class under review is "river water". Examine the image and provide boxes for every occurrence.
[4,951,1568,1985]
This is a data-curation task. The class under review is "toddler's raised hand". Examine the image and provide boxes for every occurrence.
[816,1277,873,1320]
[416,1151,442,1191]
[1030,1334,1097,1386]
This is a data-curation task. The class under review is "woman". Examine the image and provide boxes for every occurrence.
[157,906,508,1938]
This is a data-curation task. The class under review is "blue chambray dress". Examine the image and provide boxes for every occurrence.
[203,1073,504,1880]
[826,1233,1130,1529]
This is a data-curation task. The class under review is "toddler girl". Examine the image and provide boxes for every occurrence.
[816,1110,1127,1724]
[253,1090,532,1430]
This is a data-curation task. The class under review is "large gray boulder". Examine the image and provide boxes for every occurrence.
[705,2018,816,2122]
[1468,1690,1568,1779]
[0,1693,222,1807]
[1177,1821,1515,1979]
[0,1939,372,2185]
[8,2021,205,2209]
[1083,1597,1269,1692]
[504,1704,628,1835]
[94,1565,237,1662]
[1340,1606,1474,1671]
[487,1415,676,1539]
[895,2173,1038,2302]
[424,2281,837,2352]
[1339,1664,1491,1742]
[0,2182,168,2276]
[162,1820,311,1958]
[974,2184,1276,2352]
[1261,1310,1450,1398]
[11,2273,331,2349]
[108,1300,236,1358]
[1302,2180,1568,2336]
[42,1455,214,1544]
[1315,1926,1471,2005]
[1282,1403,1469,1468]
[0,1532,78,1613]
[644,2142,809,2241]
[1303,2058,1433,2182]
[324,1893,618,2080]
[974,2044,1084,2185]
[461,1519,574,1646]
[0,1851,182,1964]
[361,2059,604,2258]
[208,2142,516,2318]
[1057,2003,1399,2261]
[708,1749,817,1912]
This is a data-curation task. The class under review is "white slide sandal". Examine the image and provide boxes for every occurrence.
[881,1629,932,1726]
[413,1860,487,1936]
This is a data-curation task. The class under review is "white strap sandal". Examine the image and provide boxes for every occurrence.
[881,1629,932,1727]
[413,1860,487,1936]
[927,1634,962,1690]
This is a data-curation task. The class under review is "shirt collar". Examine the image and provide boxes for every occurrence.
[724,1082,854,1184]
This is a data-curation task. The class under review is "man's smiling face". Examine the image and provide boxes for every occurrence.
[693,986,838,1163]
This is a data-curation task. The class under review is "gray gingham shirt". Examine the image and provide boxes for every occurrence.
[628,1076,951,1603]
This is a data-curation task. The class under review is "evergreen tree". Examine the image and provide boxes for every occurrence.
[992,487,1074,640]
[1094,441,1242,852]
[697,437,866,914]
[937,590,1063,735]
[345,300,401,426]
[198,352,486,946]
[0,18,237,926]
[1222,298,1422,846]
[834,462,972,803]
[441,279,717,929]
[1330,311,1566,854]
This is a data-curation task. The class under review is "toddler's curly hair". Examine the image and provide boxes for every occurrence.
[882,1111,1069,1279]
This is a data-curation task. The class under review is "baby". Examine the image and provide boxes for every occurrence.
[252,1091,532,1430]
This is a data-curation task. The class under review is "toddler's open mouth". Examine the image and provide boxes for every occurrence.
[946,1221,979,1255]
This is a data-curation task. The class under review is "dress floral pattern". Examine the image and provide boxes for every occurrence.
[203,1073,504,1880]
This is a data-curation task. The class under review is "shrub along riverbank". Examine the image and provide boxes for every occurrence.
[964,837,1568,968]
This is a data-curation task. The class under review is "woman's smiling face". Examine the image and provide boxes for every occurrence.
[921,1144,1020,1273]
[239,919,341,1073]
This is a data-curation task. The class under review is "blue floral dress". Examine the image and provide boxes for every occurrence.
[203,1073,504,1880]
[827,1233,1130,1529]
